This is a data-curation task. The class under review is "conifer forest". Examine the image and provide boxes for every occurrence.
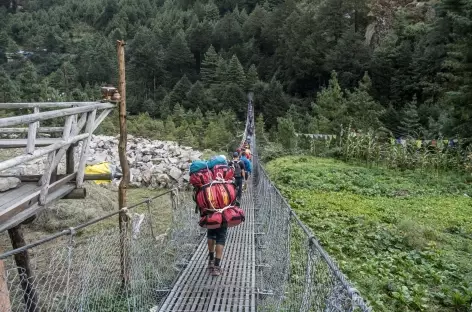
[0,0,471,147]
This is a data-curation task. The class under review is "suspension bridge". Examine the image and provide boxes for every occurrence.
[0,96,371,311]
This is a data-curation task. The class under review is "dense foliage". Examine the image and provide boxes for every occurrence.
[267,156,472,312]
[0,0,472,141]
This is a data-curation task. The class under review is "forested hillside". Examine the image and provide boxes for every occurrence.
[0,0,471,141]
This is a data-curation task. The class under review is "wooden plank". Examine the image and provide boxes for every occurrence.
[76,110,96,188]
[0,133,88,172]
[0,126,63,134]
[0,173,76,225]
[0,102,114,128]
[25,107,39,154]
[0,183,39,210]
[0,102,103,109]
[0,173,119,182]
[0,184,75,233]
[92,108,113,133]
[0,138,63,148]
[39,151,56,205]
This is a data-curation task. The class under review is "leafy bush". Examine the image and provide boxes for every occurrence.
[267,156,472,312]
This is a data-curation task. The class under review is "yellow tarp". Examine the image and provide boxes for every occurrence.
[85,162,112,184]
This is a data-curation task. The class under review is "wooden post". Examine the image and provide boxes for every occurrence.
[7,226,38,312]
[0,258,12,312]
[117,39,130,290]
[66,145,75,174]
[76,110,96,188]
[26,107,39,154]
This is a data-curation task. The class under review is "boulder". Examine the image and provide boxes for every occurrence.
[0,177,21,192]
[169,167,182,181]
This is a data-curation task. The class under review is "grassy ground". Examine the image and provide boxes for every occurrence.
[0,183,171,251]
[266,156,472,312]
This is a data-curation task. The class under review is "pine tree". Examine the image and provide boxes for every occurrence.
[204,0,219,22]
[245,64,259,91]
[345,72,384,131]
[165,115,177,140]
[186,19,213,72]
[255,113,268,145]
[169,75,192,108]
[399,95,421,138]
[0,69,19,102]
[201,45,219,87]
[186,80,209,110]
[314,71,346,133]
[220,83,246,117]
[277,116,297,150]
[165,30,194,84]
[143,98,158,117]
[172,103,187,127]
[228,54,246,90]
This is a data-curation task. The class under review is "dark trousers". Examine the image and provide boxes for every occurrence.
[235,177,243,200]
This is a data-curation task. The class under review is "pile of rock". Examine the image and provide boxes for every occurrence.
[87,135,203,188]
[0,135,204,190]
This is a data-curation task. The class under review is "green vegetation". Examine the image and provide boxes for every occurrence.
[1,0,472,142]
[267,156,472,311]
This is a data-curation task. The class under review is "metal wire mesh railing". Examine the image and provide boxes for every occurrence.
[249,118,371,310]
[0,189,203,312]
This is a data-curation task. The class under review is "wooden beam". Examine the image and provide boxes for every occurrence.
[62,187,86,199]
[0,138,64,148]
[76,110,96,188]
[38,115,73,190]
[0,133,89,172]
[25,107,39,154]
[0,173,119,182]
[0,102,103,109]
[7,225,39,312]
[39,152,56,205]
[0,258,11,312]
[0,174,77,225]
[39,113,87,186]
[92,108,113,132]
[117,39,130,290]
[0,102,114,128]
[0,127,63,134]
[66,145,75,174]
[0,184,75,234]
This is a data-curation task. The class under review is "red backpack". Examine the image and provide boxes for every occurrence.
[195,182,236,215]
[212,164,234,181]
[223,206,245,227]
[199,213,223,229]
[189,168,213,188]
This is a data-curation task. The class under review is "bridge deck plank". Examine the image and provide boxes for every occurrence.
[158,183,256,312]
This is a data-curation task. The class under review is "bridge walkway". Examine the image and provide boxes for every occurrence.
[158,182,256,312]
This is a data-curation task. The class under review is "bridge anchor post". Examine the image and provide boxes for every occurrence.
[7,225,39,312]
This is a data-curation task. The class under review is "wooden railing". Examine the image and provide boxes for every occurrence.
[0,101,115,205]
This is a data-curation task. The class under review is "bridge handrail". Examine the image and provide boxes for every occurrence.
[0,189,175,260]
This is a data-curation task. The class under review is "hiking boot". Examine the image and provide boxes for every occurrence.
[208,260,214,270]
[211,266,222,276]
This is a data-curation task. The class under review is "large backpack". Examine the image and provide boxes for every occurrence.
[189,168,213,188]
[228,160,243,178]
[195,182,236,215]
[212,164,234,181]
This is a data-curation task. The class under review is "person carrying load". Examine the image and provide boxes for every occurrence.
[240,152,251,191]
[228,152,246,203]
[189,156,246,276]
